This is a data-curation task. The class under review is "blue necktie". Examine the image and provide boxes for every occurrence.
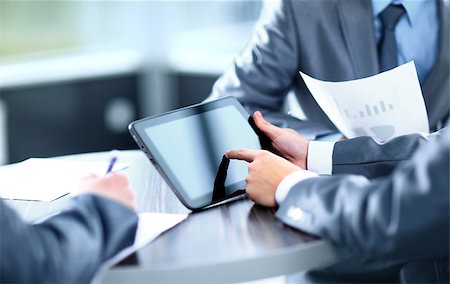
[378,4,406,72]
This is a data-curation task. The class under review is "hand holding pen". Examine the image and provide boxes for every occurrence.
[77,151,136,210]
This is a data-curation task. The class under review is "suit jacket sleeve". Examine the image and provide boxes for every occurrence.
[332,127,449,178]
[209,0,298,111]
[276,130,449,261]
[0,194,138,283]
[207,0,335,137]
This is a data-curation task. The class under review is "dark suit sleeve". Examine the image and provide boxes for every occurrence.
[209,0,298,111]
[332,127,449,178]
[208,0,332,136]
[207,0,338,138]
[0,194,138,283]
[277,131,449,261]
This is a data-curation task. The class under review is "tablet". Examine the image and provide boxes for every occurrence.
[129,97,272,210]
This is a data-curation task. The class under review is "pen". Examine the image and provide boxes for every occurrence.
[105,156,118,174]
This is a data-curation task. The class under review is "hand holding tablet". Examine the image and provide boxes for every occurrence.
[129,97,272,210]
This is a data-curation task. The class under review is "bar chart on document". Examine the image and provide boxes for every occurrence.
[335,98,397,141]
[300,61,430,141]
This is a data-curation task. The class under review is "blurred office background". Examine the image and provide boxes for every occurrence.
[0,0,263,164]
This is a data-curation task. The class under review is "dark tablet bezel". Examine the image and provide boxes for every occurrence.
[128,97,269,211]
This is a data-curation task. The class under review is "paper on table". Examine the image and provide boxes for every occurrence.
[0,158,128,202]
[300,61,429,141]
[133,212,188,250]
[93,212,188,281]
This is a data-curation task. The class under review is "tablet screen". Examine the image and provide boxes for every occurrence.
[130,98,263,210]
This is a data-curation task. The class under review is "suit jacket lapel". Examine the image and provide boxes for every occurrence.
[423,0,450,128]
[335,0,379,78]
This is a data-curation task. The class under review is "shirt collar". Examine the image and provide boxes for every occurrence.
[372,0,432,26]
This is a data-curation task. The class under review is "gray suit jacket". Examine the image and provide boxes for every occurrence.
[210,0,449,136]
[0,194,138,283]
[332,126,449,178]
[209,0,449,178]
[276,129,449,282]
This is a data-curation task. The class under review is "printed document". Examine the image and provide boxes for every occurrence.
[0,158,128,202]
[300,61,429,141]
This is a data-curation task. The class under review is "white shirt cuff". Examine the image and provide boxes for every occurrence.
[307,141,336,175]
[275,170,318,205]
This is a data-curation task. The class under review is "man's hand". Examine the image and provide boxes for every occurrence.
[226,149,299,207]
[77,173,136,211]
[253,111,309,169]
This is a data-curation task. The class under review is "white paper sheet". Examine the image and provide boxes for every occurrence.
[300,61,429,141]
[0,158,128,202]
[133,212,188,250]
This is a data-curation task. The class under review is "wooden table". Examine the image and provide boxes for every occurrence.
[7,150,340,283]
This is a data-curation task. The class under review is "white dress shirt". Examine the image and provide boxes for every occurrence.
[275,170,318,205]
